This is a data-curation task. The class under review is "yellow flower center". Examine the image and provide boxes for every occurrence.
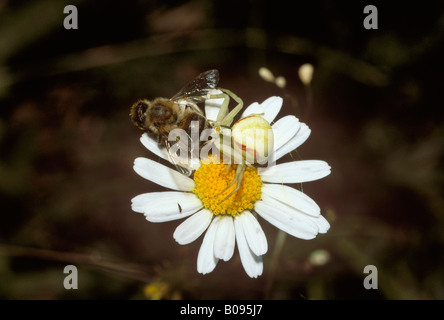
[193,158,262,216]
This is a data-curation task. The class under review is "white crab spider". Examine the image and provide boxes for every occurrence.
[206,88,274,203]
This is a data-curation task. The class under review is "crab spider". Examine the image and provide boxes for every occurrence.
[207,88,274,203]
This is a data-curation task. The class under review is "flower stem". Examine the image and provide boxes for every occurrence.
[265,230,287,298]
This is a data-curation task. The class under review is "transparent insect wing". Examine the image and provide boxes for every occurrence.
[165,143,193,176]
[164,135,196,177]
[170,69,220,102]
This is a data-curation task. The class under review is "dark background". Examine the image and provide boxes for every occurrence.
[0,0,443,299]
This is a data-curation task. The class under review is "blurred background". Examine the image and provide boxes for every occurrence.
[0,0,443,300]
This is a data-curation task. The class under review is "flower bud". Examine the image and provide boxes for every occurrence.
[275,76,287,88]
[308,249,330,266]
[258,67,275,83]
[298,63,314,85]
[231,116,274,164]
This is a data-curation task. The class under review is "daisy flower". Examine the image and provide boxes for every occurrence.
[131,96,331,278]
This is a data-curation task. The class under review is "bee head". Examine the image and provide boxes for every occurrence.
[130,99,149,130]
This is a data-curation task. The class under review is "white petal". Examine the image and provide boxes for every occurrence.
[131,191,202,222]
[254,195,319,240]
[274,123,311,161]
[173,209,213,245]
[261,183,320,217]
[234,217,263,278]
[235,212,268,256]
[260,96,282,123]
[197,217,220,275]
[311,215,330,234]
[213,216,235,261]
[133,157,195,191]
[241,102,261,119]
[258,160,331,183]
[272,115,301,151]
[241,96,282,123]
[140,133,170,161]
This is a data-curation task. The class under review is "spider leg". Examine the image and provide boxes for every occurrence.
[216,163,246,204]
[208,88,244,128]
[218,88,243,127]
[207,92,230,125]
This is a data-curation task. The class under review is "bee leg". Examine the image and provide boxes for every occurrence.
[216,163,246,204]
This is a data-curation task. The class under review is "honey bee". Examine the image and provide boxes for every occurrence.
[130,69,222,176]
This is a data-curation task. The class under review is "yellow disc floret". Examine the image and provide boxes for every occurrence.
[193,160,262,216]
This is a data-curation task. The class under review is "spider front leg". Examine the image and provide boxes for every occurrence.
[207,88,245,165]
[208,88,244,128]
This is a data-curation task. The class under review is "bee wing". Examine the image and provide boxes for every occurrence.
[170,69,220,103]
[164,136,195,177]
